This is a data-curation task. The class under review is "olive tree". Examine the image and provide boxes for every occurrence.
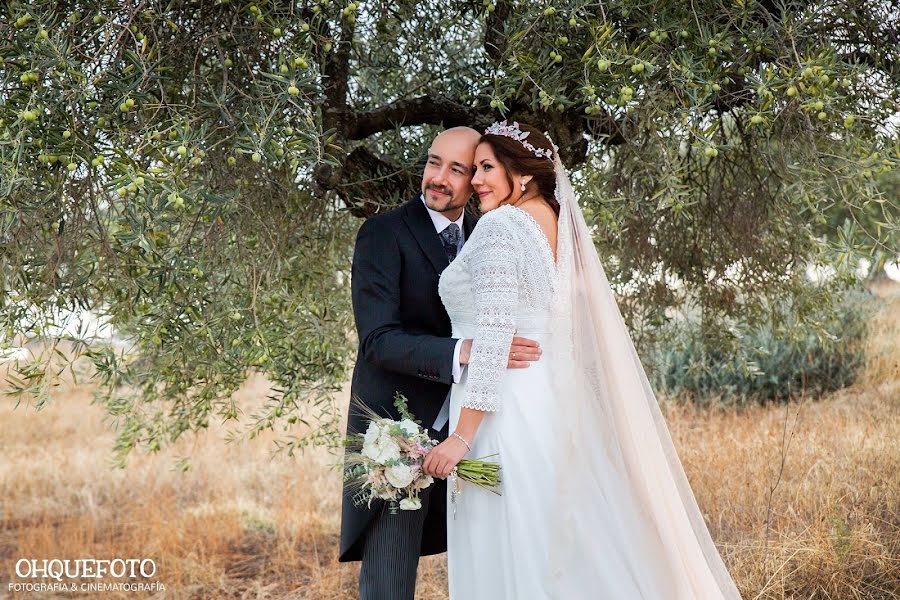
[1,0,897,465]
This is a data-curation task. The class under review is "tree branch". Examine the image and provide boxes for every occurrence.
[838,50,898,84]
[484,1,511,61]
[349,95,486,140]
[311,6,355,190]
[339,146,419,218]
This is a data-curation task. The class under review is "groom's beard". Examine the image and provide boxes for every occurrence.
[425,186,461,212]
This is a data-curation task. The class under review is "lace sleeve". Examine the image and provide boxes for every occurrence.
[461,212,519,412]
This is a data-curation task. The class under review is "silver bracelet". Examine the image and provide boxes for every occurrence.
[451,431,471,451]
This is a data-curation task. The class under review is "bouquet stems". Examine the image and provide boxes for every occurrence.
[454,455,502,494]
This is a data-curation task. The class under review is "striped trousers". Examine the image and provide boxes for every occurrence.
[358,478,440,600]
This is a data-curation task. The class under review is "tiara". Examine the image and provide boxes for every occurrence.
[484,120,553,160]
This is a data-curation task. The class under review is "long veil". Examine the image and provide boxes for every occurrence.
[544,148,743,599]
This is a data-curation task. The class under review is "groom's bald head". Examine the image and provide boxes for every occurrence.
[421,126,482,220]
[436,126,481,147]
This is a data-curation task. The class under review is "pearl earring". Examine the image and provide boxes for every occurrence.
[520,178,526,192]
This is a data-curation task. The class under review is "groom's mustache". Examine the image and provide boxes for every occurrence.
[428,186,451,195]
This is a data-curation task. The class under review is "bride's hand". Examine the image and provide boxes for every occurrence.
[423,436,469,479]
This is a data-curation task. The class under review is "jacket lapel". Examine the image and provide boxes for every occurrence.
[403,196,450,274]
[462,207,478,241]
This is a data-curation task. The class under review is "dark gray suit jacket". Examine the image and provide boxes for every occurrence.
[339,195,478,562]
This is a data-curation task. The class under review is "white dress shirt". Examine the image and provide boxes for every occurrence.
[420,194,466,431]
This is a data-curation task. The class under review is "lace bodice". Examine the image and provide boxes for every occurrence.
[438,204,556,412]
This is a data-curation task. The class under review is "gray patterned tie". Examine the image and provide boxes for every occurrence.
[440,223,460,262]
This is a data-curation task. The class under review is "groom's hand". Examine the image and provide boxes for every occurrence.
[459,336,542,369]
[507,336,542,368]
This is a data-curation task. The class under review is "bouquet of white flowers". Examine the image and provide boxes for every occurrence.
[344,392,501,514]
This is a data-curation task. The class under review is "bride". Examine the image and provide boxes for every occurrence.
[422,120,743,599]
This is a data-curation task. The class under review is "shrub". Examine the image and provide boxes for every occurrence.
[647,288,877,404]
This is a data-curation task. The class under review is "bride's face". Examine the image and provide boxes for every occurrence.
[472,142,515,212]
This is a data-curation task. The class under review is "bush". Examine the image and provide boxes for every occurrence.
[647,288,878,405]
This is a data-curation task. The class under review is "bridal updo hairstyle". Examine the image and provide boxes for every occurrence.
[479,122,560,217]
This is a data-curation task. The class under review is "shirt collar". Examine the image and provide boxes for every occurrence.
[420,193,465,235]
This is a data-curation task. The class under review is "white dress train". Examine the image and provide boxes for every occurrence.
[437,202,741,599]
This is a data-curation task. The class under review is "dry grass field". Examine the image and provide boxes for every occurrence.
[1,282,898,599]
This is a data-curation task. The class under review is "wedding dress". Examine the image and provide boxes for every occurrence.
[437,149,743,599]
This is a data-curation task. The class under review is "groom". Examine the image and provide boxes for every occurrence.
[339,126,541,599]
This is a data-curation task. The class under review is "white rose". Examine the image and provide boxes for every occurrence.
[413,474,434,490]
[362,422,401,464]
[385,463,416,488]
[398,419,420,436]
[364,421,383,440]
[399,497,422,511]
[377,430,401,462]
[361,421,383,458]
